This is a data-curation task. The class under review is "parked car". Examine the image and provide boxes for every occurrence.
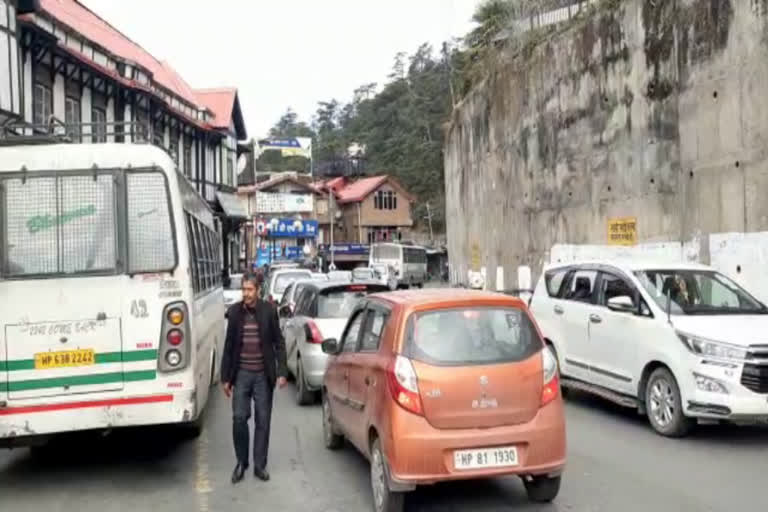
[280,281,390,405]
[224,273,243,307]
[263,268,313,304]
[371,263,398,290]
[327,270,352,282]
[352,267,376,281]
[320,289,565,511]
[529,260,768,437]
[277,279,315,329]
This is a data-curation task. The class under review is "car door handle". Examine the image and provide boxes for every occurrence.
[364,376,371,386]
[589,314,602,324]
[554,305,564,315]
[343,372,349,380]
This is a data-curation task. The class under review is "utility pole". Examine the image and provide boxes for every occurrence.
[329,190,336,270]
[425,201,434,246]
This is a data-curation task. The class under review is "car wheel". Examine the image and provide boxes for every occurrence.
[523,475,561,503]
[322,392,343,450]
[370,439,405,512]
[645,367,694,437]
[295,358,315,406]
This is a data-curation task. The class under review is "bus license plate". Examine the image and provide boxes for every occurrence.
[34,349,95,370]
[454,446,519,470]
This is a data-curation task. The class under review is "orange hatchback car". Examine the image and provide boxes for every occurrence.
[320,289,566,512]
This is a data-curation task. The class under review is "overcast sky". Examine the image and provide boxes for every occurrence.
[80,0,482,140]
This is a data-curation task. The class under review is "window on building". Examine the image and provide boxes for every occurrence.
[33,83,52,127]
[65,97,82,141]
[92,107,107,143]
[183,135,193,177]
[135,109,149,142]
[374,190,397,210]
[227,158,234,187]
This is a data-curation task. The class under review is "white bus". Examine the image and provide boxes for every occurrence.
[0,142,224,447]
[369,242,428,288]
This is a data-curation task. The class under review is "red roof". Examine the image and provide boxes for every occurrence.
[34,0,244,135]
[336,176,388,204]
[195,89,236,128]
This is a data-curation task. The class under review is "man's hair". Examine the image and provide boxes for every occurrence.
[243,272,264,287]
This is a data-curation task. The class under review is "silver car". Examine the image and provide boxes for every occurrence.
[279,281,389,405]
[264,268,312,304]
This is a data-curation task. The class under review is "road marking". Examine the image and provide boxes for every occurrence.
[195,426,212,512]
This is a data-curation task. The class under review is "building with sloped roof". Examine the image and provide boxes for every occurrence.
[4,0,250,277]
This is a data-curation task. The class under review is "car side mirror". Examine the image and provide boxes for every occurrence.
[607,295,635,313]
[321,338,340,355]
[279,305,293,318]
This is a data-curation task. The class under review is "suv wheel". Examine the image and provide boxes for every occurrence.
[322,392,343,450]
[296,358,315,406]
[645,367,694,437]
[523,475,561,503]
[370,439,405,512]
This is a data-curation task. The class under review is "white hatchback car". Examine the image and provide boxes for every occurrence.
[529,260,768,437]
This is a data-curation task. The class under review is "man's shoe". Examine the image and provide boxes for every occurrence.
[254,468,270,481]
[231,463,248,484]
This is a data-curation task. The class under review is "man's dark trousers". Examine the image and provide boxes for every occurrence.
[232,369,273,470]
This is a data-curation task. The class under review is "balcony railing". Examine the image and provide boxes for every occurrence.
[0,116,157,147]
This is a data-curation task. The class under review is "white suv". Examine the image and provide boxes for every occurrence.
[529,260,768,437]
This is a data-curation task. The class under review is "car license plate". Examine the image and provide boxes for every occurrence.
[34,349,95,370]
[453,446,518,470]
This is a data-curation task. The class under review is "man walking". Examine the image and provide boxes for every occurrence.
[221,272,288,484]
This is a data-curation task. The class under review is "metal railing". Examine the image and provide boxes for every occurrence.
[494,0,599,42]
[0,116,157,147]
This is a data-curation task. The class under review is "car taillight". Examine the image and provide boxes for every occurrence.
[386,355,423,416]
[540,345,559,407]
[167,329,183,346]
[305,320,324,344]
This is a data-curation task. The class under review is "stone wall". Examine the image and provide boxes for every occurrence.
[444,0,768,286]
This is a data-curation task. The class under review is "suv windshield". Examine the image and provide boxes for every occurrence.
[633,269,767,315]
[405,307,542,366]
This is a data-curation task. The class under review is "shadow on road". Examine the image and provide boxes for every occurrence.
[334,440,558,512]
[0,425,194,479]
[565,389,768,445]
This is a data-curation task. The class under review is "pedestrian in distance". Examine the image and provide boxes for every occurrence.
[220,272,288,484]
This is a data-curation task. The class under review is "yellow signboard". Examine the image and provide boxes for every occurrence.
[470,243,481,271]
[607,217,637,245]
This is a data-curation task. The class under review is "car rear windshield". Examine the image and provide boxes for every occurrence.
[317,284,388,318]
[274,271,311,293]
[405,307,542,366]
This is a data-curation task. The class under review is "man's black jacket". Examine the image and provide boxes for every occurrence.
[221,300,288,389]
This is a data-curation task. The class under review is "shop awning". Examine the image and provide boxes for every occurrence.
[215,191,249,220]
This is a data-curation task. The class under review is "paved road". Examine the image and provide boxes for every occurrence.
[2,384,767,512]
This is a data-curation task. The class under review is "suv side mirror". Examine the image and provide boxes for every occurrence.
[607,295,636,314]
[279,304,293,318]
[321,338,340,355]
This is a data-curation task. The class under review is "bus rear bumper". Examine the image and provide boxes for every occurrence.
[0,391,197,447]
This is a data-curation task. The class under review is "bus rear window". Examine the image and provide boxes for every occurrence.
[2,174,118,277]
[126,172,175,273]
[1,170,176,278]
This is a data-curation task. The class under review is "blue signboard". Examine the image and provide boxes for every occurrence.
[255,246,303,267]
[318,244,369,255]
[267,218,318,239]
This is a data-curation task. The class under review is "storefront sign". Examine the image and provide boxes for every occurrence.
[607,217,637,246]
[318,244,369,255]
[256,192,313,213]
[266,218,318,238]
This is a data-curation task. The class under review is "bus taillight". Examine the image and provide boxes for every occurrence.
[167,329,183,346]
[159,302,190,372]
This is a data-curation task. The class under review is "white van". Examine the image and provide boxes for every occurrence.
[529,261,768,437]
[0,143,224,446]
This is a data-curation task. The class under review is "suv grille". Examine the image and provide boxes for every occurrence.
[741,363,768,394]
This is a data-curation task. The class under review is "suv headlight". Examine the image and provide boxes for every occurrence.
[676,332,748,361]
